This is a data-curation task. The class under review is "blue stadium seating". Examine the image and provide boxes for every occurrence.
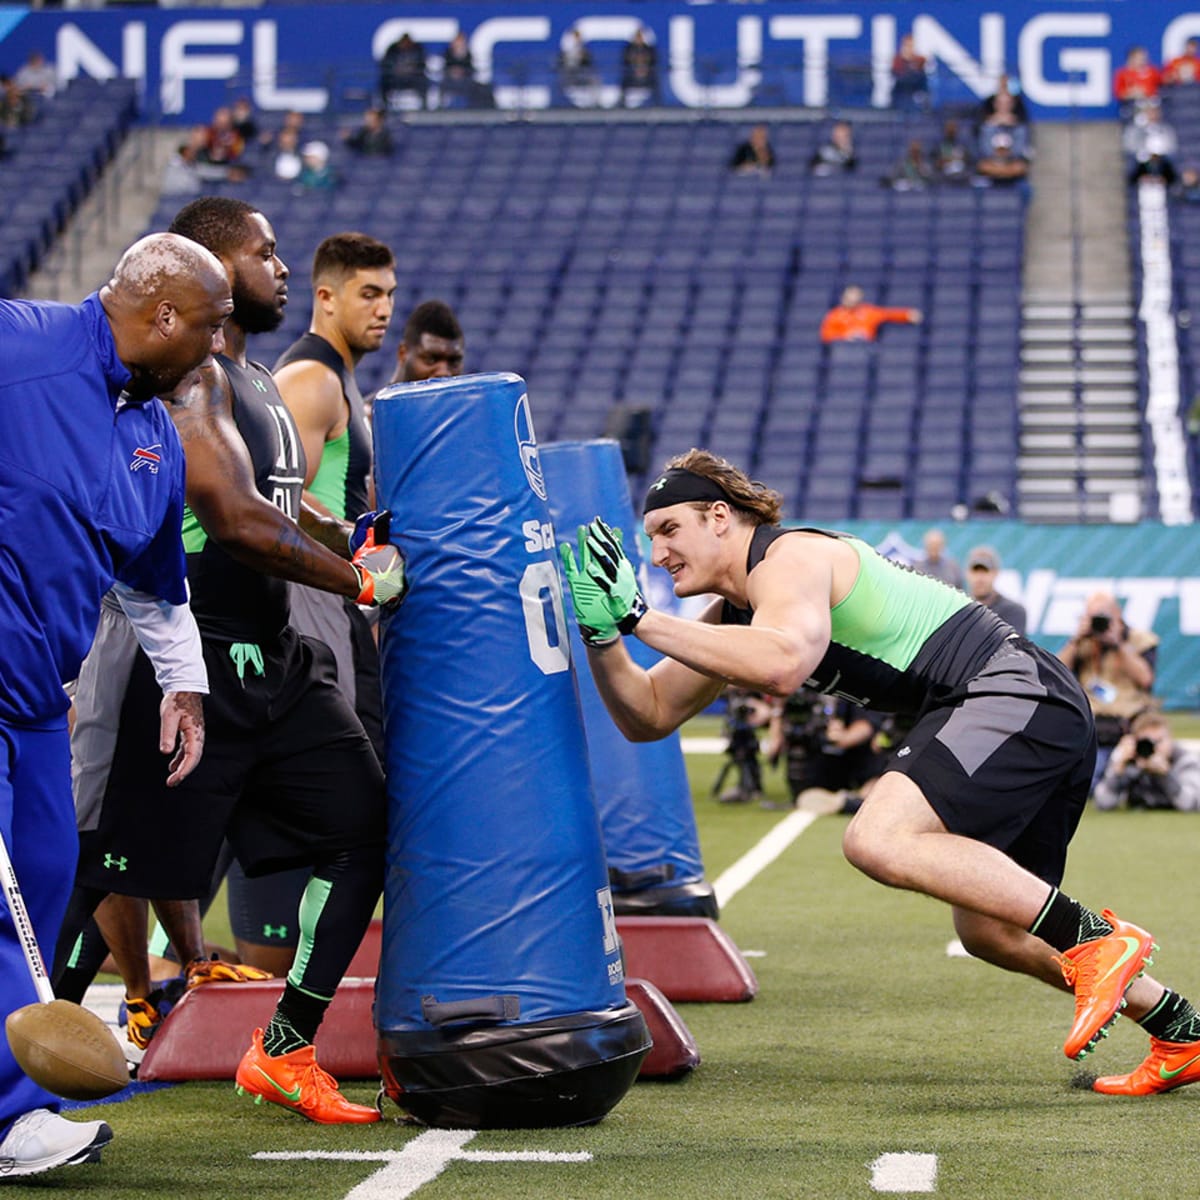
[131,111,1026,520]
[0,78,138,296]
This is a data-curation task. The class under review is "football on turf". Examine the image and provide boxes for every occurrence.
[6,999,129,1100]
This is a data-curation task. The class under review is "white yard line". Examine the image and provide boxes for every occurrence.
[870,1152,938,1193]
[254,1131,591,1200]
[712,809,818,909]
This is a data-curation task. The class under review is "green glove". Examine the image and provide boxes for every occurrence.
[582,517,648,635]
[559,526,620,646]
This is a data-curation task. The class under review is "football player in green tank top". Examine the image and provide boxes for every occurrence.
[560,447,1200,1097]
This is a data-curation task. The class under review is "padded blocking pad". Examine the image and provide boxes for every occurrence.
[136,980,377,1081]
[617,917,758,1003]
[625,978,700,1079]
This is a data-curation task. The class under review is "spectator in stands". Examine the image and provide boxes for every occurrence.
[809,120,857,176]
[730,124,775,175]
[1114,46,1162,111]
[1164,39,1200,87]
[891,34,929,111]
[13,50,56,100]
[268,109,306,150]
[965,546,1026,634]
[204,105,245,169]
[230,96,259,145]
[161,132,207,196]
[621,27,659,107]
[0,75,34,128]
[1175,165,1200,202]
[820,285,921,344]
[974,130,1031,189]
[1093,711,1200,812]
[979,93,1031,158]
[343,107,393,157]
[273,126,303,181]
[1058,590,1158,782]
[298,140,337,192]
[1125,101,1179,185]
[171,122,245,186]
[380,32,428,111]
[558,30,600,107]
[932,118,974,185]
[885,138,934,191]
[440,32,479,108]
[977,73,1029,127]
[915,528,963,589]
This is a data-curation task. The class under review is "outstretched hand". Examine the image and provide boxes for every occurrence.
[581,517,648,635]
[559,525,620,646]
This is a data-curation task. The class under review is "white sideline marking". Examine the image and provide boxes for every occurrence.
[945,939,971,958]
[254,1130,591,1199]
[870,1152,938,1193]
[681,736,729,755]
[711,809,818,908]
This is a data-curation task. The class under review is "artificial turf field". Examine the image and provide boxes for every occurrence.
[50,732,1200,1199]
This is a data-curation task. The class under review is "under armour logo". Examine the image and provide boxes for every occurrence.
[651,476,668,490]
[103,854,128,871]
[262,924,289,939]
[252,378,268,393]
[896,747,912,757]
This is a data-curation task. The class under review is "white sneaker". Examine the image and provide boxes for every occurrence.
[0,1109,112,1179]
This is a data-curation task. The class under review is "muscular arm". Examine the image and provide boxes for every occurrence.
[587,599,727,741]
[273,358,347,490]
[168,365,360,598]
[635,537,832,697]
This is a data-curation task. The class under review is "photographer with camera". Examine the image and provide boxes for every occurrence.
[1092,712,1200,811]
[1057,591,1158,782]
[712,686,772,805]
[764,688,885,813]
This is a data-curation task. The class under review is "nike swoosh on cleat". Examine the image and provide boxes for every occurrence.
[1159,1053,1200,1081]
[251,1065,303,1103]
[1096,937,1144,986]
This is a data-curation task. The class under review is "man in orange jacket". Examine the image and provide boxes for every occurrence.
[819,285,922,343]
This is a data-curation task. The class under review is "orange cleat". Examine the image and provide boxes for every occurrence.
[1058,909,1156,1061]
[1093,1037,1200,1095]
[234,1029,379,1124]
[185,955,273,988]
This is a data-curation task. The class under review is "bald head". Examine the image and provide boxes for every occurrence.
[101,232,233,401]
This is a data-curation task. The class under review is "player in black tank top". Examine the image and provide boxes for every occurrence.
[559,449,1200,1096]
[183,354,306,642]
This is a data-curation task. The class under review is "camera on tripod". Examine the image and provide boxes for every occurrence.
[713,687,768,804]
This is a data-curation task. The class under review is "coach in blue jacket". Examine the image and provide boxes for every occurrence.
[0,232,231,1179]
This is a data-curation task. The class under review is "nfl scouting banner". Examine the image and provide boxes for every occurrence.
[0,2,1198,123]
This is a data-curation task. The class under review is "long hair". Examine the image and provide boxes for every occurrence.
[665,448,783,526]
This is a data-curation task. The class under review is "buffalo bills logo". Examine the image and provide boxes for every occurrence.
[130,445,162,474]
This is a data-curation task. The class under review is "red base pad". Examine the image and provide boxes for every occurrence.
[617,916,758,1003]
[137,974,697,1082]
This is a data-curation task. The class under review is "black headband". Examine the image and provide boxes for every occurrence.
[643,468,731,514]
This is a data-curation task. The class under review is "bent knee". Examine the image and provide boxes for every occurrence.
[842,817,906,887]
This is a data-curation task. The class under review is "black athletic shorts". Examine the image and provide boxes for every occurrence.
[75,626,385,899]
[884,636,1096,886]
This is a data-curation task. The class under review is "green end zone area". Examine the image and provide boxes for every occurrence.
[56,738,1200,1199]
